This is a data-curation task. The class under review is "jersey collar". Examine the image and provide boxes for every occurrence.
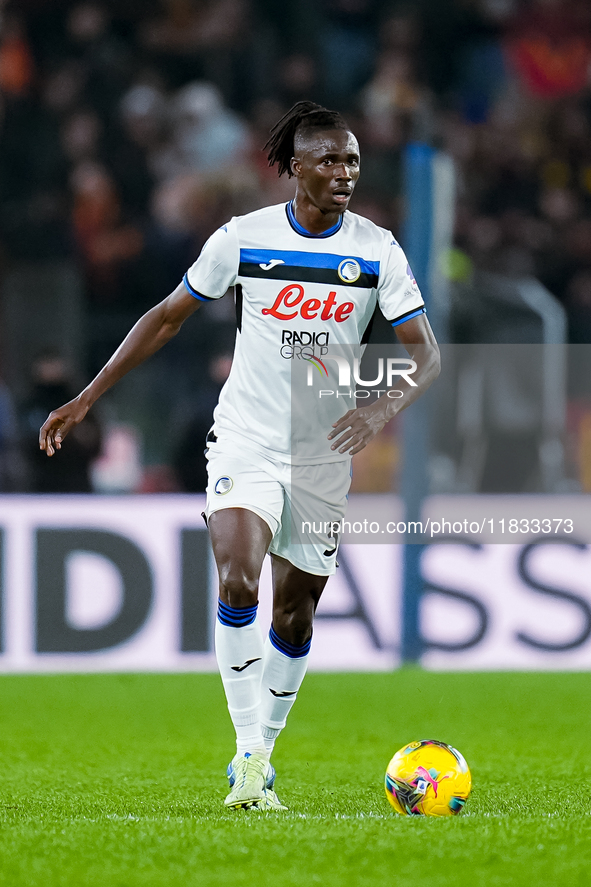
[286,200,344,238]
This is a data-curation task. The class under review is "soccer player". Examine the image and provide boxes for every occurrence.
[39,102,440,811]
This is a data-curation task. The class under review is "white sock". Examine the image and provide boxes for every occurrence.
[215,600,266,756]
[259,625,311,756]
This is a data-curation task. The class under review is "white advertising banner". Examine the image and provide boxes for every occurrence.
[0,495,399,672]
[421,541,591,670]
[0,495,589,671]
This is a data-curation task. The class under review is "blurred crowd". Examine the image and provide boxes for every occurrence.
[1,0,591,492]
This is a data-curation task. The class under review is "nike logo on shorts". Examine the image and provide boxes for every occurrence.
[270,689,297,697]
[259,259,285,270]
[231,658,261,672]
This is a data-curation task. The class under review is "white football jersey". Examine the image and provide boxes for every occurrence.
[184,201,424,464]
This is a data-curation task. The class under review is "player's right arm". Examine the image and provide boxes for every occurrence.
[39,282,200,456]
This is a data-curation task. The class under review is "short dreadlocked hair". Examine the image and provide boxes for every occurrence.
[264,101,349,178]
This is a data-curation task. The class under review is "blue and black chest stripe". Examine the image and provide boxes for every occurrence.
[238,249,380,289]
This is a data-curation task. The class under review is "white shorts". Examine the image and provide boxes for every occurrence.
[205,439,351,576]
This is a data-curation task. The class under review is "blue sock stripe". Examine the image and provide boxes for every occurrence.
[217,599,258,627]
[269,624,311,659]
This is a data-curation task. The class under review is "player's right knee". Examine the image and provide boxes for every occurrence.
[219,567,259,608]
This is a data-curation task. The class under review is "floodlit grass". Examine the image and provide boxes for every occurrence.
[0,671,589,886]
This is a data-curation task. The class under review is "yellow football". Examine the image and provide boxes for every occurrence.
[385,739,472,816]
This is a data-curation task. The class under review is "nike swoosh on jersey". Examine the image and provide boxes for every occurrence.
[231,658,262,672]
[323,545,337,556]
[259,259,285,270]
[269,688,297,697]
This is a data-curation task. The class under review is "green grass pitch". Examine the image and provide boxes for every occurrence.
[0,671,589,886]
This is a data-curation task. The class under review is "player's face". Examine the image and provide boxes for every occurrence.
[291,129,360,214]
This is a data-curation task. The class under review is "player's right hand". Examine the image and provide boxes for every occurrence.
[39,396,89,456]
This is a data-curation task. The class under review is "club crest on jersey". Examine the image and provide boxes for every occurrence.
[214,476,233,495]
[338,259,361,283]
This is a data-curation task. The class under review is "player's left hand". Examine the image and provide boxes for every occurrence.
[328,401,390,456]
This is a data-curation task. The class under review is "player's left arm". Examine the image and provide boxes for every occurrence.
[328,312,440,455]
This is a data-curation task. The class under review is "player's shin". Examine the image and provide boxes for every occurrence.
[214,600,266,755]
[259,625,311,756]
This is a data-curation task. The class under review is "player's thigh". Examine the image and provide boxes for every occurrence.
[209,508,272,605]
[206,442,284,602]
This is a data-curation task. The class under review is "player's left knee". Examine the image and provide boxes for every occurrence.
[273,606,313,648]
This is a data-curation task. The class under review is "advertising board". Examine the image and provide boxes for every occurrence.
[0,495,589,671]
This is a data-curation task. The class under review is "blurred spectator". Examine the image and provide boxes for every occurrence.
[139,0,251,101]
[504,0,591,98]
[20,351,102,493]
[362,11,428,127]
[91,422,142,494]
[278,54,319,107]
[42,61,86,116]
[420,0,512,105]
[64,2,132,114]
[0,14,35,98]
[119,81,167,161]
[61,108,102,163]
[67,2,109,47]
[321,0,377,104]
[361,48,432,144]
[151,81,251,179]
[248,98,299,206]
[173,348,233,492]
[0,57,70,261]
[70,160,143,306]
[354,10,431,227]
[0,375,22,491]
[140,0,248,57]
